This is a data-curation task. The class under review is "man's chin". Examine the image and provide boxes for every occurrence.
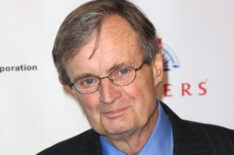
[101,122,135,138]
[98,109,136,137]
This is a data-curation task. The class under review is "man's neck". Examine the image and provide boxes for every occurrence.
[101,106,159,155]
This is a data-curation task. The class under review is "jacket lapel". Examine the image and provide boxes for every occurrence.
[161,103,213,155]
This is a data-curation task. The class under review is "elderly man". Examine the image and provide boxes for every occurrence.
[38,0,234,154]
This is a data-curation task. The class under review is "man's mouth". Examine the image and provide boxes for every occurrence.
[102,106,130,119]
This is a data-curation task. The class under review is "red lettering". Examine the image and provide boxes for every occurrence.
[198,81,207,96]
[164,83,172,97]
[163,80,207,97]
[182,83,192,96]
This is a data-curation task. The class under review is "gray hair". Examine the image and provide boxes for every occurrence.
[52,0,159,85]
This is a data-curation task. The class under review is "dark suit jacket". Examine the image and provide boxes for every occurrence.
[38,103,234,155]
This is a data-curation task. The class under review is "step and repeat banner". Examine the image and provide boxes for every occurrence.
[1,0,233,154]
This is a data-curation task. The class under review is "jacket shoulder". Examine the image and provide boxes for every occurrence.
[37,129,102,155]
[186,119,234,138]
[161,102,234,154]
[185,120,234,153]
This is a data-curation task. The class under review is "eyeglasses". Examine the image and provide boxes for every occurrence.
[69,62,144,94]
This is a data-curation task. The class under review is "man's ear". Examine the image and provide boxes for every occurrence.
[58,76,66,85]
[151,48,163,87]
[58,76,74,95]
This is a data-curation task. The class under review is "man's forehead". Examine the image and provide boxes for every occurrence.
[67,52,138,77]
[87,15,140,59]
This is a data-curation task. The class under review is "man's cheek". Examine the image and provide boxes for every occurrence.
[79,93,98,104]
[123,81,141,95]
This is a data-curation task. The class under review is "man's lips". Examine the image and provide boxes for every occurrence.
[102,106,130,119]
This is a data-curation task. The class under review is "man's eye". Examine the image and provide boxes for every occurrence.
[119,68,129,75]
[111,68,131,80]
[84,79,94,84]
[79,78,96,88]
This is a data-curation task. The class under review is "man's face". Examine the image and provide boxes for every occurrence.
[65,15,163,138]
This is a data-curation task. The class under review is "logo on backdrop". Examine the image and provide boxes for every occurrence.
[0,64,38,74]
[162,43,180,71]
[161,43,207,97]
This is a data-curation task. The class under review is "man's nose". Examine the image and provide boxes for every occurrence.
[99,78,122,104]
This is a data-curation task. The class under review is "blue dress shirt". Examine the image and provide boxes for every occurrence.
[99,100,174,155]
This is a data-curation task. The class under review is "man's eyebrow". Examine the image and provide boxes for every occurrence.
[106,63,128,74]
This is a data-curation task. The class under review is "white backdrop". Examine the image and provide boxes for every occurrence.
[0,0,233,154]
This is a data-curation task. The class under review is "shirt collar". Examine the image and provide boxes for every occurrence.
[99,100,173,155]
